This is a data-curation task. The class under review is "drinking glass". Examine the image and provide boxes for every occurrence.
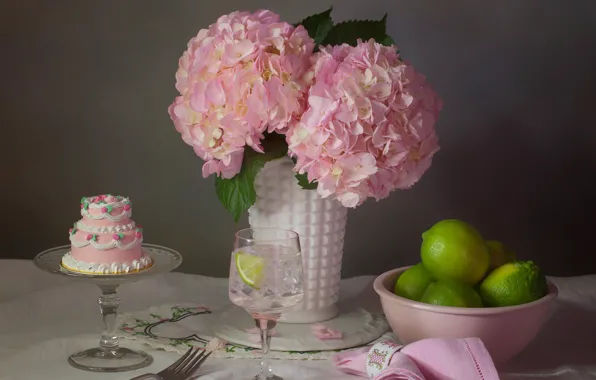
[229,228,304,380]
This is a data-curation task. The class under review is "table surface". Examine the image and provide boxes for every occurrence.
[0,259,595,380]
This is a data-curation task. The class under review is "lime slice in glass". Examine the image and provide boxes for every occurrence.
[235,251,265,289]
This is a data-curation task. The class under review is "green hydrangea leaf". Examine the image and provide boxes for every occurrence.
[379,34,396,47]
[295,172,318,190]
[321,13,392,47]
[295,7,334,45]
[215,133,288,222]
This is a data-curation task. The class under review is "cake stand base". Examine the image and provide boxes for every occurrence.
[68,347,153,372]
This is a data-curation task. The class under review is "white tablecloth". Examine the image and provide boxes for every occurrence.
[0,259,594,380]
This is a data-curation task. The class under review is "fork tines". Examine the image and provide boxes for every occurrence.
[173,348,206,375]
[159,337,224,378]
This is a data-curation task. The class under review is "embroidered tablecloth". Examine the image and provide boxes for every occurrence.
[0,259,594,379]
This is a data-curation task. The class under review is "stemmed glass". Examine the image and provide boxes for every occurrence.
[229,228,304,380]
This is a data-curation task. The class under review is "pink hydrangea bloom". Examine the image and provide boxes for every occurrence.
[169,10,314,178]
[287,39,442,207]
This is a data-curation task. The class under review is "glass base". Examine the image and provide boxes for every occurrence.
[253,375,283,380]
[68,347,153,372]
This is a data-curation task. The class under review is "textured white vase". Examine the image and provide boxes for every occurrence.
[248,156,348,323]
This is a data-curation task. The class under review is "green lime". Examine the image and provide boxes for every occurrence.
[478,261,548,307]
[394,263,435,301]
[420,219,490,285]
[486,240,516,270]
[235,251,265,289]
[420,279,483,307]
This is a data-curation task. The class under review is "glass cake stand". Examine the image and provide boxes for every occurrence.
[34,244,183,373]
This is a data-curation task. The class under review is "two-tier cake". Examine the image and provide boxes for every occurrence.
[61,194,153,274]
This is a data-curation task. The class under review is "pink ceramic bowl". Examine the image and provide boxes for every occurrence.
[374,266,558,364]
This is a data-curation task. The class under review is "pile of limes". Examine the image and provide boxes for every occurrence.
[394,219,549,308]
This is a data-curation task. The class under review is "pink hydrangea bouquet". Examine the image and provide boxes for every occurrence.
[169,8,442,221]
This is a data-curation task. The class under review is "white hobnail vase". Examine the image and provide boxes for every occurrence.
[248,156,348,323]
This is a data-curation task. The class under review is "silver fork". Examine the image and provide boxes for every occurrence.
[130,346,212,380]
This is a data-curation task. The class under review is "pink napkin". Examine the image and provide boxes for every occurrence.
[333,338,500,380]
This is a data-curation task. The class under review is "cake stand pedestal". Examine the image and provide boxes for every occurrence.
[34,244,183,373]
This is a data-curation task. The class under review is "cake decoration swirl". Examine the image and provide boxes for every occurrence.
[80,195,132,221]
[76,221,136,234]
[69,232,142,251]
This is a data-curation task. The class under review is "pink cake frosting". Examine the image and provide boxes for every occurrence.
[61,194,152,274]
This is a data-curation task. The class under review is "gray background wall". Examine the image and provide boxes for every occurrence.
[2,0,595,277]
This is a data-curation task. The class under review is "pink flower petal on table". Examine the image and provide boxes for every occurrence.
[311,323,343,340]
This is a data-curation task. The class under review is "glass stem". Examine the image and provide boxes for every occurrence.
[256,318,277,379]
[98,285,121,350]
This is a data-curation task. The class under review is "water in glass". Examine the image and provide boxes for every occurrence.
[229,244,303,316]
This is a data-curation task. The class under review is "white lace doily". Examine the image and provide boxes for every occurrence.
[213,305,389,351]
[118,303,394,360]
